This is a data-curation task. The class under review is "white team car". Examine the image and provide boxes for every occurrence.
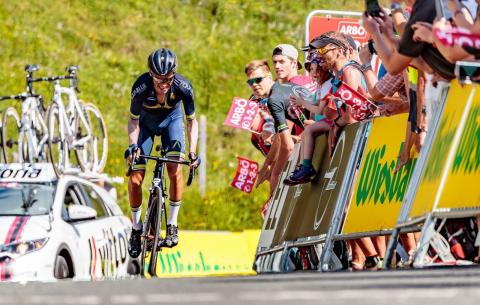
[0,163,139,282]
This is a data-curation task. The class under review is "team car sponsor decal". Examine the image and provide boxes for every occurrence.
[88,228,128,279]
[0,216,30,280]
[0,163,56,182]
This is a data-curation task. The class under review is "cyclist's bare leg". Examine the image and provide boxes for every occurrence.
[167,162,183,226]
[128,170,145,230]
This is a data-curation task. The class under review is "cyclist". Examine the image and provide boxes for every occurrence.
[125,48,200,257]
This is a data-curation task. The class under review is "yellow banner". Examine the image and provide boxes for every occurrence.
[409,81,473,218]
[342,114,415,234]
[437,85,480,209]
[146,230,259,277]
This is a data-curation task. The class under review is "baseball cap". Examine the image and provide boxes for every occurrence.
[301,35,348,51]
[272,44,302,70]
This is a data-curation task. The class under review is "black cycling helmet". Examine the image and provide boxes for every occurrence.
[148,48,177,76]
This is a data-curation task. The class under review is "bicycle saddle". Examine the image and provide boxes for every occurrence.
[25,64,40,73]
[66,66,79,74]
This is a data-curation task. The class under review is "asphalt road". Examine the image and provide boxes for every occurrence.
[1,267,480,305]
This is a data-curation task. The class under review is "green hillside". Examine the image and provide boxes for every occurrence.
[0,0,363,230]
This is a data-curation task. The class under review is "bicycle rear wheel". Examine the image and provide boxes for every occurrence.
[73,102,94,172]
[2,107,22,163]
[77,103,108,173]
[47,102,70,176]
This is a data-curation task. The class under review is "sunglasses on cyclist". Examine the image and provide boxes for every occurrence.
[246,76,266,86]
[150,72,175,84]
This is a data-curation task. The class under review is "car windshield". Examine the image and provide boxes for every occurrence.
[0,182,55,216]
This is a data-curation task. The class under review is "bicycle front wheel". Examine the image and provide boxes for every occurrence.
[141,186,164,277]
[47,102,70,176]
[78,103,108,173]
[2,107,22,163]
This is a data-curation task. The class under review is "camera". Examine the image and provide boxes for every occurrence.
[365,0,383,18]
[368,39,377,55]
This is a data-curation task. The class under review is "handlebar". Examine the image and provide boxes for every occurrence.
[126,152,196,186]
[0,93,28,101]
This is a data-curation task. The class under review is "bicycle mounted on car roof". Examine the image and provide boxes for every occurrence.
[0,65,108,177]
[0,65,49,164]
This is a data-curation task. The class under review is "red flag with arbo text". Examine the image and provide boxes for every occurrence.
[230,157,259,193]
[223,97,259,131]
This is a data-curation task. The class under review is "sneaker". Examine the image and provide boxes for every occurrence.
[128,228,142,258]
[283,164,316,186]
[162,224,179,248]
[365,256,383,270]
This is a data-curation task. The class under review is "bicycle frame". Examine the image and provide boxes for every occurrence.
[19,96,49,163]
[52,80,93,167]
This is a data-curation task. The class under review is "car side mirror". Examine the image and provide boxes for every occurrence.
[67,205,97,221]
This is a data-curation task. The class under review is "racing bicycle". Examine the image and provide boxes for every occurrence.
[127,150,195,277]
[0,65,49,164]
[42,66,108,176]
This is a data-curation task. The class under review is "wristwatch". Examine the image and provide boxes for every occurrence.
[360,63,372,73]
[390,3,402,13]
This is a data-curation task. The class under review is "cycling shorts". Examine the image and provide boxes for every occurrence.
[132,110,185,171]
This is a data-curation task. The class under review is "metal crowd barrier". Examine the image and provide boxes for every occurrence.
[254,62,480,272]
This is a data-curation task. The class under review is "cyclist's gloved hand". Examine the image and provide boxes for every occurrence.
[124,144,138,165]
[188,152,201,168]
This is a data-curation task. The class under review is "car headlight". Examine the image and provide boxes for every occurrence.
[0,238,49,256]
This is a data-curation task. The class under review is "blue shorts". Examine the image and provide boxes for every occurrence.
[133,110,185,171]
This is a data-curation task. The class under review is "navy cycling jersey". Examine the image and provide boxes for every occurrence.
[130,72,195,120]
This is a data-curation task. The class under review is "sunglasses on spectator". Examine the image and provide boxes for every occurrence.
[246,76,266,86]
[150,72,175,84]
[315,46,337,55]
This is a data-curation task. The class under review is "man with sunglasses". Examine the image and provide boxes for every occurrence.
[125,48,200,257]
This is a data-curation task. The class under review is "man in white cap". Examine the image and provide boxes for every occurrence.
[256,44,314,195]
[272,43,302,83]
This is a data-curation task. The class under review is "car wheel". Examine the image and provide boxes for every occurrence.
[54,255,70,279]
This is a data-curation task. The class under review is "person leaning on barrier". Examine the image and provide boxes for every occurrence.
[307,33,369,153]
[255,44,308,194]
[282,39,334,185]
[244,60,276,158]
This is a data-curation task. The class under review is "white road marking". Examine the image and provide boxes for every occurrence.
[144,293,222,303]
[110,295,141,304]
[22,296,101,305]
[239,288,466,301]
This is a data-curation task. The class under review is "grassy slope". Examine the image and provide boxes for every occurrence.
[0,0,362,230]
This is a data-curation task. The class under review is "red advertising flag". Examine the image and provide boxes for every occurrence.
[331,81,377,121]
[230,156,259,194]
[434,27,480,49]
[223,97,260,131]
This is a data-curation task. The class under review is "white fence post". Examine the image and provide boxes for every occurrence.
[199,115,207,197]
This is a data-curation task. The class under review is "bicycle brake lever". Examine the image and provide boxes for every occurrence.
[187,166,195,186]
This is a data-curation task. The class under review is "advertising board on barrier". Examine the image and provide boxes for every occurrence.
[342,114,416,234]
[257,144,300,250]
[409,81,472,219]
[436,85,480,209]
[276,124,360,244]
[150,230,259,277]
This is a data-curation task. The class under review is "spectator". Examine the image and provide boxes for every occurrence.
[256,44,314,194]
[283,46,334,185]
[244,59,276,157]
